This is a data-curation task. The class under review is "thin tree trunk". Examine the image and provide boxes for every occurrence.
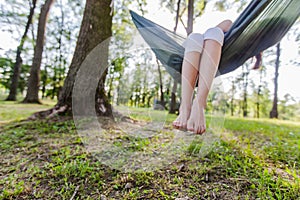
[270,43,280,118]
[6,0,37,101]
[243,76,248,117]
[174,0,181,33]
[54,0,65,99]
[256,68,263,118]
[23,0,55,103]
[242,65,249,117]
[169,0,181,114]
[170,81,178,113]
[41,64,47,99]
[51,68,57,99]
[116,73,123,105]
[230,80,235,116]
[187,0,194,35]
[256,95,260,118]
[157,59,165,109]
[107,71,114,101]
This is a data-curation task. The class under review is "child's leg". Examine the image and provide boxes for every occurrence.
[173,33,203,129]
[187,25,229,134]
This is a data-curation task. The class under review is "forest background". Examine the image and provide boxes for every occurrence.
[0,0,299,121]
[1,0,300,199]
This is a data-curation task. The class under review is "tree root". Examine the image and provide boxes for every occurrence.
[28,105,71,120]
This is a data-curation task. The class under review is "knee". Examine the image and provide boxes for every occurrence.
[203,27,225,46]
[217,20,233,32]
[183,33,204,54]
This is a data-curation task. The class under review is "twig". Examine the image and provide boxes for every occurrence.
[70,185,80,200]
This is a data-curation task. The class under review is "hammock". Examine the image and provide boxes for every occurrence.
[130,0,300,82]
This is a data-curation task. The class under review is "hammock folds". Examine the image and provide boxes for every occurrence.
[130,0,300,82]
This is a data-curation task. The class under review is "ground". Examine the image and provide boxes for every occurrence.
[0,101,299,199]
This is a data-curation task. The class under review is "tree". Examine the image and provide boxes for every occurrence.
[270,43,281,118]
[40,0,83,100]
[234,63,250,117]
[169,0,181,114]
[251,64,268,118]
[32,0,113,118]
[156,59,166,109]
[23,0,55,103]
[126,50,156,108]
[6,0,37,101]
[241,64,250,117]
[229,78,236,116]
[279,94,296,120]
[186,0,194,35]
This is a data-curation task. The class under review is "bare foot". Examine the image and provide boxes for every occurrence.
[187,99,206,134]
[173,105,191,130]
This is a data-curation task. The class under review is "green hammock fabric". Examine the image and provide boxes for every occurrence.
[130,0,300,82]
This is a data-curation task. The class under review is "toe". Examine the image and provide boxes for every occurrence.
[180,123,187,130]
[195,125,201,134]
[187,120,194,132]
[173,122,179,129]
[200,125,206,134]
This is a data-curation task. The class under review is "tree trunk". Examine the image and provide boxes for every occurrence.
[270,43,280,118]
[174,0,181,33]
[157,59,165,109]
[96,71,113,117]
[170,81,178,114]
[31,0,113,119]
[169,0,181,114]
[23,0,55,103]
[107,70,114,101]
[256,68,263,118]
[6,0,37,101]
[187,0,194,35]
[242,67,249,117]
[41,64,48,99]
[230,80,235,116]
[52,1,65,100]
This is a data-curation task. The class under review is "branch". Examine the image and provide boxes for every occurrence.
[179,7,188,34]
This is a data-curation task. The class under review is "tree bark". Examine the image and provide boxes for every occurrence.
[23,0,55,103]
[174,0,181,33]
[256,68,263,118]
[270,43,280,119]
[169,81,178,113]
[187,0,194,35]
[96,71,113,117]
[31,0,113,119]
[157,59,165,109]
[41,64,48,99]
[242,66,249,117]
[230,80,235,116]
[6,0,37,101]
[169,0,181,114]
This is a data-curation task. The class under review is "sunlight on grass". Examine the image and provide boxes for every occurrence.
[0,99,56,125]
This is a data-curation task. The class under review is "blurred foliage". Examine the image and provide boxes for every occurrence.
[0,57,30,94]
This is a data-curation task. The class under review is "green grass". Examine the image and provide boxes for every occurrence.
[0,102,299,199]
[0,99,55,125]
[223,117,300,168]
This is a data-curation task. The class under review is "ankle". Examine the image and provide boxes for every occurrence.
[179,105,192,113]
[179,101,192,111]
[193,96,206,108]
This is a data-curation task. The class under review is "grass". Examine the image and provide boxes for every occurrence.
[0,102,299,199]
[0,99,54,125]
